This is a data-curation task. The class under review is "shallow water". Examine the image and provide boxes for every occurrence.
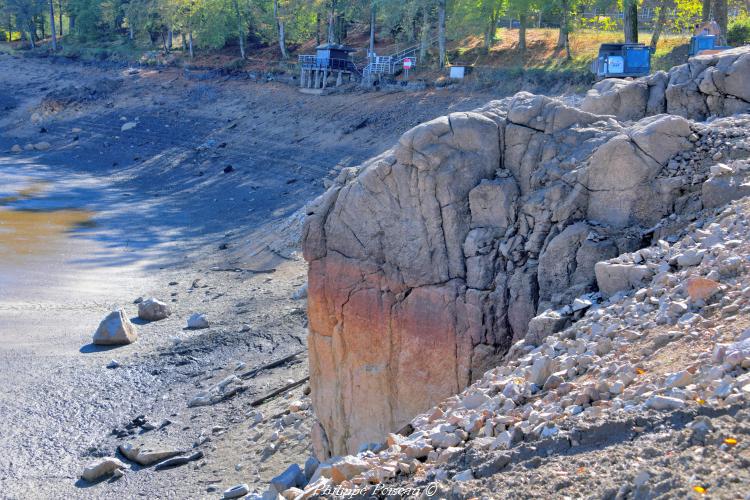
[0,164,148,352]
[0,178,94,277]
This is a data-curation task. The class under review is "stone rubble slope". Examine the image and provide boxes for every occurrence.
[582,46,750,122]
[283,195,750,499]
[303,75,750,455]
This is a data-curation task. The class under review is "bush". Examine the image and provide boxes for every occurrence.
[727,14,750,46]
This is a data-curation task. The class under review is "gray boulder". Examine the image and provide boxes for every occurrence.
[137,297,171,321]
[93,310,137,345]
[702,171,750,209]
[81,457,126,482]
[270,463,306,492]
[187,313,209,329]
[594,262,654,297]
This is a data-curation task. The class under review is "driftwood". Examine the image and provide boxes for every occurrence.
[250,376,310,407]
[209,267,276,274]
[239,349,306,380]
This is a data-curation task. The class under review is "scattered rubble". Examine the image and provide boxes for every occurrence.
[286,196,750,498]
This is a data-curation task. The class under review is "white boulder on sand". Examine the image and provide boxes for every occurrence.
[187,313,209,329]
[137,298,172,321]
[92,310,137,345]
[80,457,126,481]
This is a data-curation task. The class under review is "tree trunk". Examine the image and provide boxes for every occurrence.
[49,0,57,50]
[58,0,63,36]
[327,0,336,44]
[484,19,492,52]
[167,28,173,51]
[369,0,375,55]
[28,21,35,48]
[437,0,445,68]
[129,26,134,40]
[420,1,430,61]
[316,12,321,46]
[482,0,497,52]
[702,0,711,22]
[274,0,288,59]
[69,14,75,31]
[623,0,638,44]
[557,0,568,48]
[232,0,245,58]
[714,0,727,39]
[650,0,668,51]
[519,11,527,51]
[189,30,194,58]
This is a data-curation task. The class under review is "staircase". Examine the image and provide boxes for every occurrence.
[362,35,440,84]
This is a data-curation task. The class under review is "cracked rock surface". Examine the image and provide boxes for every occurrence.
[289,196,750,499]
[302,47,750,457]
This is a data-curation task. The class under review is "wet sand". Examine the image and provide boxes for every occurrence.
[0,165,152,352]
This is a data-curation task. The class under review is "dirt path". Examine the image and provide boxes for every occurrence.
[0,52,523,498]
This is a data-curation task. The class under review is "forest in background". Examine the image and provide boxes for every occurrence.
[0,0,749,69]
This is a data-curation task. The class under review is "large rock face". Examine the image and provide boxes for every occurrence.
[582,47,750,122]
[303,50,750,457]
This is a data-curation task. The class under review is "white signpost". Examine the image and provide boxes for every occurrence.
[403,57,414,79]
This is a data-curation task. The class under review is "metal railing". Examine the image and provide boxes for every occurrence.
[362,35,438,82]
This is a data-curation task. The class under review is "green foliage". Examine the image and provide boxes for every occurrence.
[727,13,750,46]
[68,0,106,40]
[577,15,617,31]
[670,0,701,32]
[0,0,733,67]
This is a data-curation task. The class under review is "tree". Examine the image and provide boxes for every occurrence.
[556,0,571,59]
[4,0,45,47]
[481,0,504,52]
[368,0,375,54]
[509,0,534,53]
[48,0,57,48]
[437,0,444,67]
[231,0,244,58]
[274,0,288,58]
[714,0,727,36]
[650,0,669,50]
[419,0,431,61]
[623,0,638,43]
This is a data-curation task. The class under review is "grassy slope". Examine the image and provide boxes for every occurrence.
[449,28,691,71]
[0,26,692,82]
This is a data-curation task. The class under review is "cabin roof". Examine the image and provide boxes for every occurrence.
[315,43,357,52]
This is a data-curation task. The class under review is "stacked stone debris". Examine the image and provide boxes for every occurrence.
[275,195,750,499]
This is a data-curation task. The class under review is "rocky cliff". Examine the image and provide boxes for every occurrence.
[302,47,750,457]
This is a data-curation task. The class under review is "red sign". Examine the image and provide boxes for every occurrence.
[403,58,414,69]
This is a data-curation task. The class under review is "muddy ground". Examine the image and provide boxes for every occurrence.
[0,53,525,498]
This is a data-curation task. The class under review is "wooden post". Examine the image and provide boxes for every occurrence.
[300,68,305,87]
[336,71,343,86]
[322,69,328,89]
